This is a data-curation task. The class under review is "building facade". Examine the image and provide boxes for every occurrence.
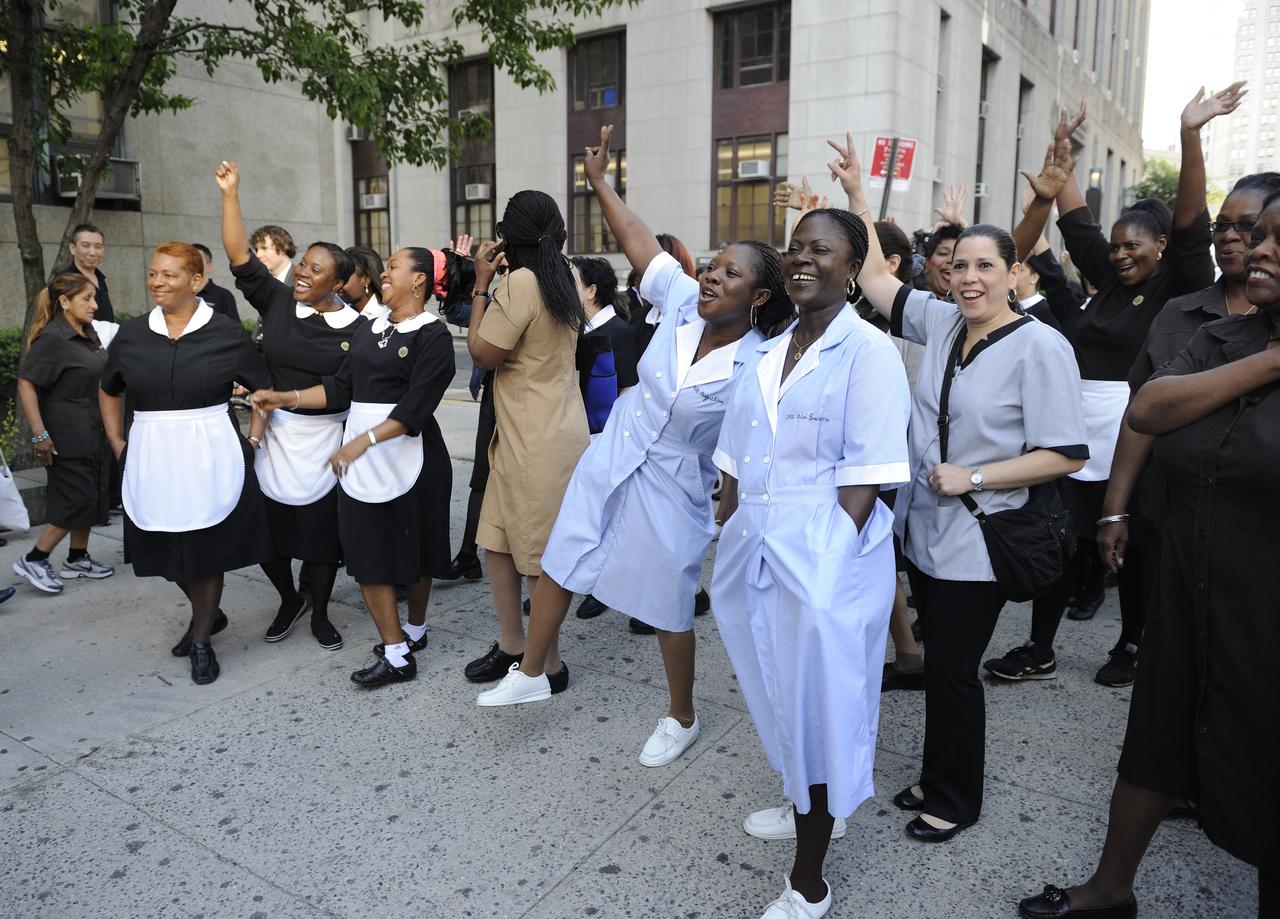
[352,0,1149,270]
[1208,0,1280,190]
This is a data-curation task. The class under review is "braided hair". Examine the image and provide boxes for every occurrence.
[499,190,585,330]
[731,239,792,337]
[794,207,871,303]
[1114,198,1172,241]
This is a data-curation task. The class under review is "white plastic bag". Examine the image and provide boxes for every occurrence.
[0,447,31,532]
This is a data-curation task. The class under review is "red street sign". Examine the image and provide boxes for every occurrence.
[868,136,917,190]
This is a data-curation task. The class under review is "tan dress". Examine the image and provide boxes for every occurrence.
[476,267,589,575]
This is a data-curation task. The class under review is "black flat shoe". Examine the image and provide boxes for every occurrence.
[190,642,220,685]
[575,595,608,619]
[351,653,417,687]
[311,618,343,651]
[548,664,569,694]
[693,588,710,616]
[882,661,926,692]
[171,609,228,657]
[373,629,427,660]
[1017,885,1137,918]
[629,617,656,635]
[264,597,310,642]
[1067,593,1104,621]
[440,551,482,581]
[905,815,973,843]
[464,642,523,682]
[892,786,925,810]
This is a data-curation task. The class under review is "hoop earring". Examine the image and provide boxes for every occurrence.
[1008,289,1018,304]
[750,302,759,328]
[846,276,856,299]
[411,285,422,298]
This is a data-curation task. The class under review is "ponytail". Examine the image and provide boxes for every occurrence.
[29,272,95,345]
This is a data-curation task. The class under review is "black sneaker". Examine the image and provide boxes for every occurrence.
[190,643,220,685]
[629,617,656,635]
[548,663,570,694]
[983,643,1057,681]
[1095,643,1138,687]
[693,588,710,616]
[311,617,344,651]
[575,595,608,619]
[171,609,229,657]
[264,597,310,642]
[351,653,416,687]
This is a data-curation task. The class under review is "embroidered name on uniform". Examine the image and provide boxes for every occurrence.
[785,412,830,422]
[693,386,725,404]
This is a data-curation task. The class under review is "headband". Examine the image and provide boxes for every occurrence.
[428,248,448,298]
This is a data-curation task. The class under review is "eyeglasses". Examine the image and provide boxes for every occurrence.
[1209,219,1256,235]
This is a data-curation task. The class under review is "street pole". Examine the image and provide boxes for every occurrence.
[878,136,900,221]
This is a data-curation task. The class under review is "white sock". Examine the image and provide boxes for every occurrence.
[404,622,427,643]
[384,641,410,667]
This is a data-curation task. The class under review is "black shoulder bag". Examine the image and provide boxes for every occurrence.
[937,328,1075,602]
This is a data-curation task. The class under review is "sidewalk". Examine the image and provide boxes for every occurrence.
[0,417,1255,918]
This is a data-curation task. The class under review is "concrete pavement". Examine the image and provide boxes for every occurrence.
[0,400,1256,917]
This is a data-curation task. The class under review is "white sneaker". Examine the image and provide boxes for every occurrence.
[13,557,63,593]
[476,663,551,707]
[638,715,700,767]
[743,802,847,841]
[760,878,831,918]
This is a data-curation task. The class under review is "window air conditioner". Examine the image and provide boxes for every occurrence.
[346,124,367,142]
[457,104,491,119]
[464,183,491,201]
[55,156,141,201]
[737,159,771,180]
[359,193,388,210]
[973,182,991,197]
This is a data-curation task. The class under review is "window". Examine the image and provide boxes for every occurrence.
[713,134,788,247]
[1074,0,1088,52]
[355,175,391,256]
[449,58,496,243]
[974,48,997,223]
[570,151,626,253]
[571,31,625,111]
[1093,0,1107,73]
[716,3,790,89]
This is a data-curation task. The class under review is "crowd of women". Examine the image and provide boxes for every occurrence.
[12,81,1275,918]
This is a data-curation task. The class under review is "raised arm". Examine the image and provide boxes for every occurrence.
[826,132,901,319]
[1176,83,1246,230]
[584,125,662,276]
[214,160,251,267]
[1013,139,1076,260]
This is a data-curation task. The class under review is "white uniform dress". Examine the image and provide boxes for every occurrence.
[540,252,762,632]
[711,305,910,818]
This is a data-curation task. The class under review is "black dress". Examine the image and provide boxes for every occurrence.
[321,314,455,584]
[1118,314,1279,872]
[20,314,109,529]
[100,306,273,582]
[232,254,361,562]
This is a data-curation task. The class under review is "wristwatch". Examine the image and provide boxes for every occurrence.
[969,467,984,492]
[471,289,491,301]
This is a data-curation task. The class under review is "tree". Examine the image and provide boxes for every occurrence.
[1130,157,1179,210]
[0,0,629,349]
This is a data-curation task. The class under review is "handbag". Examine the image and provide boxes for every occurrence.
[937,327,1074,602]
[0,446,31,533]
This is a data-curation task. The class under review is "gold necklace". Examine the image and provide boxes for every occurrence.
[792,330,814,361]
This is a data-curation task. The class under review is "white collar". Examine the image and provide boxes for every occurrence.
[360,301,391,322]
[675,318,752,389]
[755,324,824,433]
[295,302,361,328]
[645,303,663,325]
[584,305,617,333]
[370,310,439,335]
[273,263,292,283]
[148,301,214,339]
[1019,293,1045,310]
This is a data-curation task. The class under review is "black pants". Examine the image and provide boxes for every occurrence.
[905,560,1007,824]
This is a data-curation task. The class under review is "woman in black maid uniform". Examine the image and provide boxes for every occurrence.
[217,160,362,652]
[251,247,455,688]
[99,242,274,685]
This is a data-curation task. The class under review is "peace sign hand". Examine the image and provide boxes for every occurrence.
[825,132,867,206]
[583,124,615,185]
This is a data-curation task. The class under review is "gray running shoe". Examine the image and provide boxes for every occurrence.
[13,556,64,593]
[60,555,115,579]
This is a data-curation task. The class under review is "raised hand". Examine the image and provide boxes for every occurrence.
[1054,102,1086,145]
[214,160,240,194]
[1020,139,1076,202]
[825,132,866,204]
[1181,82,1248,131]
[450,234,473,258]
[473,240,506,289]
[933,184,968,227]
[774,180,803,210]
[583,124,615,185]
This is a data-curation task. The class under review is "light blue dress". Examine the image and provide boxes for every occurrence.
[710,305,910,818]
[540,252,763,632]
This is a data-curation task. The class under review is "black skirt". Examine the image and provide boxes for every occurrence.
[123,437,274,582]
[338,436,451,585]
[468,379,496,492]
[263,489,342,563]
[1060,477,1106,540]
[45,453,106,530]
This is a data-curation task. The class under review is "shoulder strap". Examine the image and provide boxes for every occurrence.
[936,326,985,519]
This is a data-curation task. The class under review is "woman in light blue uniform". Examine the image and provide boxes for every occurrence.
[477,125,792,768]
[711,202,910,919]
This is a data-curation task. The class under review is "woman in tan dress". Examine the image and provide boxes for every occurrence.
[464,190,590,683]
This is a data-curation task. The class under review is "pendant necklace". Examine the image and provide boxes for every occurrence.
[376,321,396,349]
[792,330,814,362]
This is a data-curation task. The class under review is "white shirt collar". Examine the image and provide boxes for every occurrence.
[148,301,214,339]
[360,301,391,322]
[645,303,663,325]
[755,323,824,433]
[370,310,439,335]
[295,303,362,328]
[584,305,617,333]
[1019,293,1045,311]
[273,263,292,284]
[675,318,752,389]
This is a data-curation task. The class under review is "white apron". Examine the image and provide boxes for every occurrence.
[255,409,347,506]
[1070,379,1131,482]
[124,404,243,532]
[338,401,423,503]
